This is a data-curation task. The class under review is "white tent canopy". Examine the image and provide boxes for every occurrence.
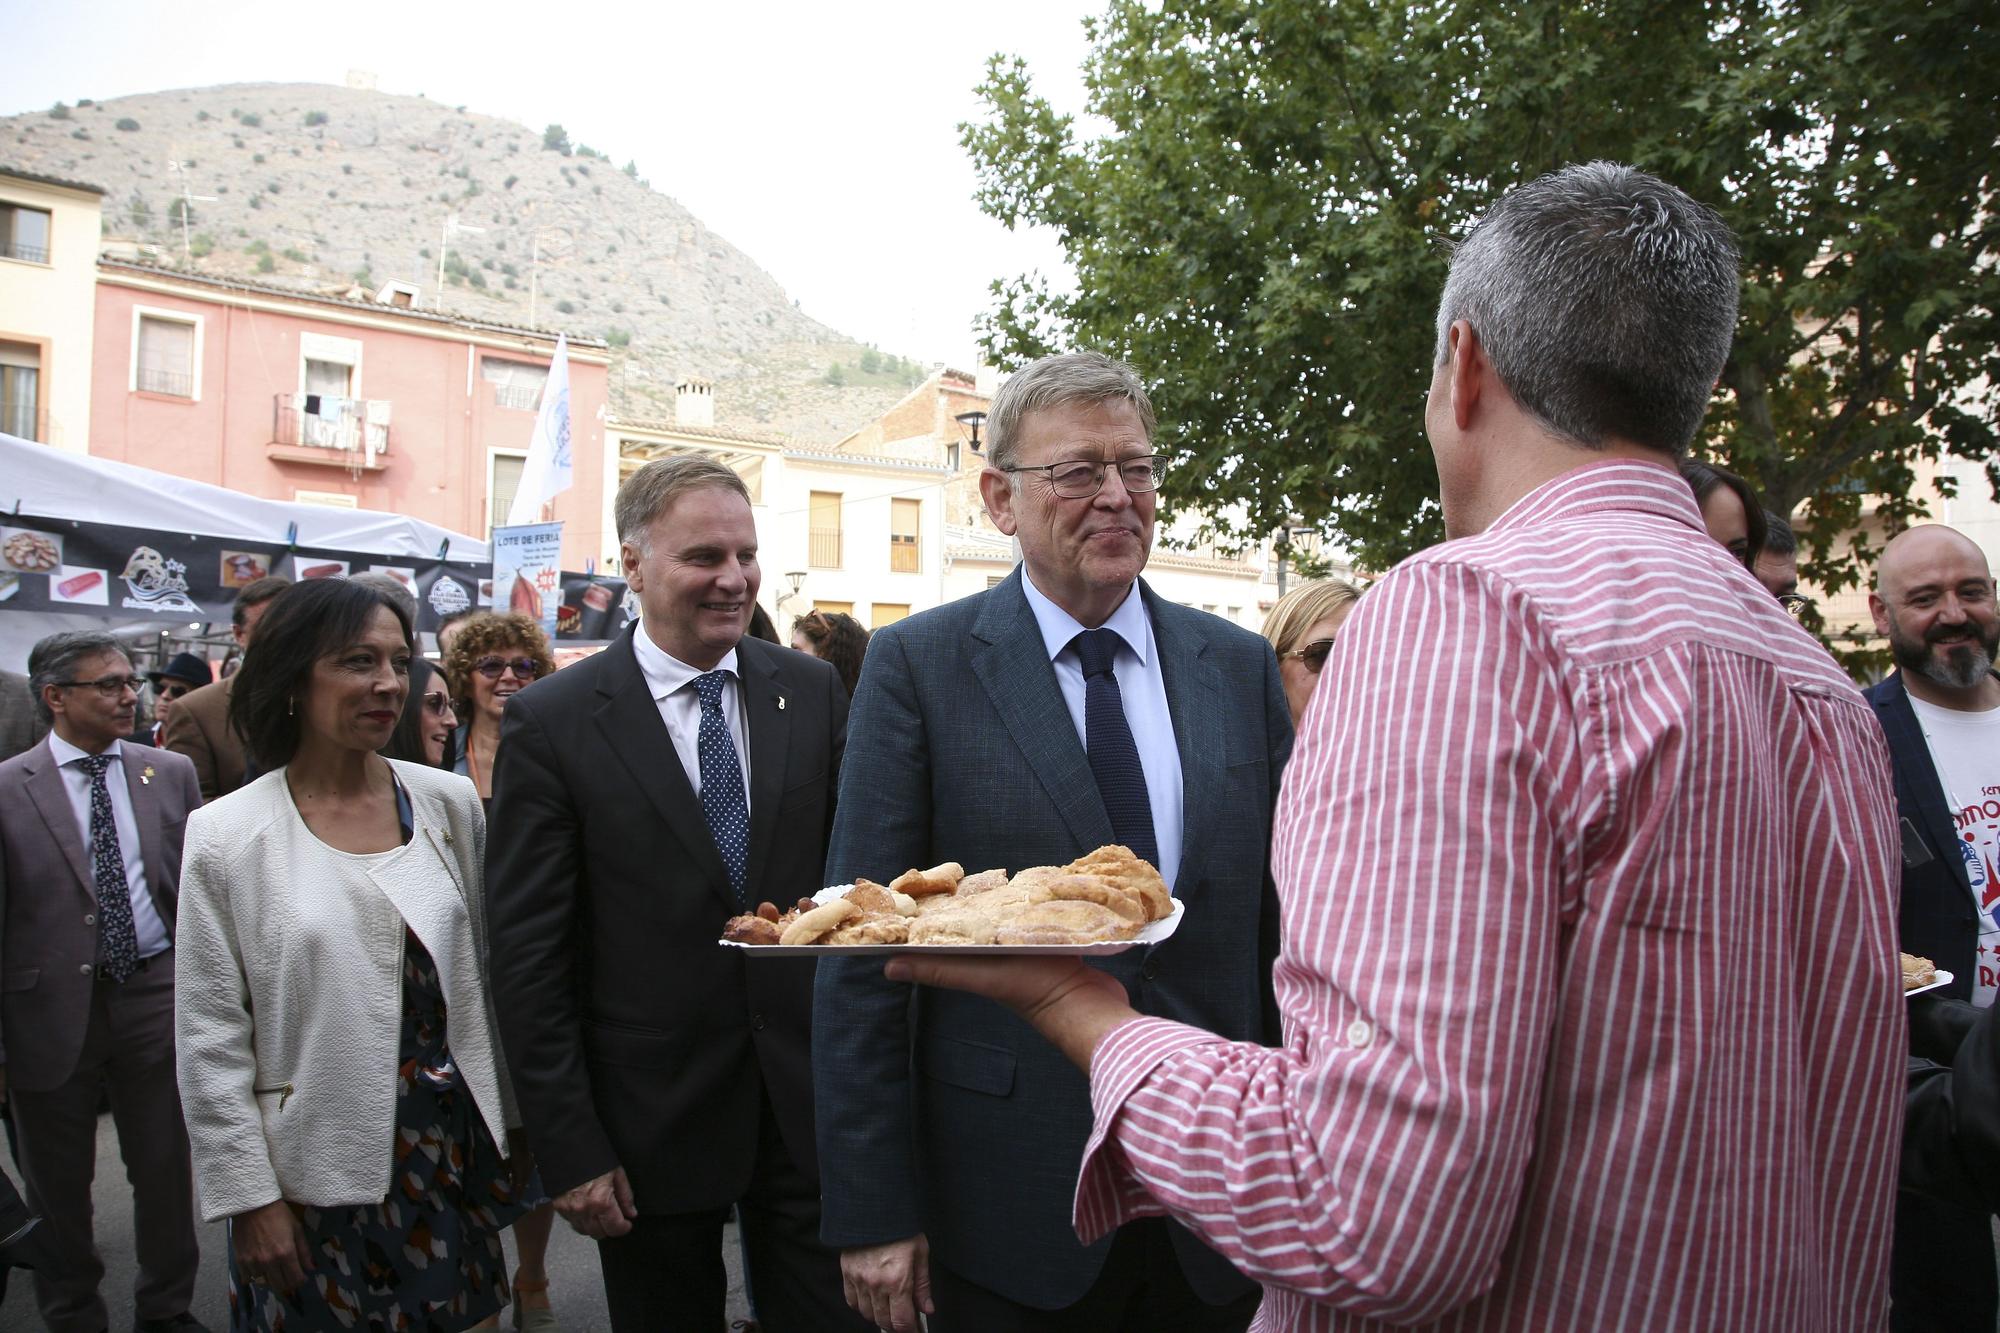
[0,433,486,668]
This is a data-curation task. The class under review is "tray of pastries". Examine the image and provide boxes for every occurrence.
[720,845,1182,955]
[1903,952,1953,997]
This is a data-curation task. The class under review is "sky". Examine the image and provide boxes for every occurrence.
[2,0,1099,370]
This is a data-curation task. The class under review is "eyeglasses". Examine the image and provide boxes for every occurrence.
[55,674,141,698]
[158,681,195,700]
[473,655,543,681]
[421,691,455,717]
[1000,455,1165,500]
[1777,592,1813,619]
[1281,639,1336,674]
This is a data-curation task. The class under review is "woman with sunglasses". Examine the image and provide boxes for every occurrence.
[381,658,458,769]
[1261,579,1364,728]
[443,615,557,809]
[438,613,563,1329]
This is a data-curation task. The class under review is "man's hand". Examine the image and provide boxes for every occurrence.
[840,1233,932,1332]
[555,1165,637,1238]
[232,1198,312,1293]
[883,955,1138,1071]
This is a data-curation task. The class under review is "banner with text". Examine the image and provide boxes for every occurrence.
[491,522,563,643]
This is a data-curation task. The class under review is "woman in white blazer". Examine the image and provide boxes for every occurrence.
[175,577,534,1331]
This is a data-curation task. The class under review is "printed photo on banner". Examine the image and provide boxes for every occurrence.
[367,565,418,598]
[491,521,563,641]
[289,555,350,581]
[1,527,62,574]
[51,565,109,605]
[219,550,272,588]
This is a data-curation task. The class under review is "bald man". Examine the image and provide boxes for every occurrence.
[1864,523,2000,1331]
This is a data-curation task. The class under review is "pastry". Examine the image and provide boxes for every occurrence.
[779,898,858,946]
[891,862,965,897]
[1902,952,1938,991]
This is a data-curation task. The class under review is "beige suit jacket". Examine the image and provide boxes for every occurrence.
[161,675,245,801]
[0,736,202,1090]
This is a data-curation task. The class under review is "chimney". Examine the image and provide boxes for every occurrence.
[675,378,715,428]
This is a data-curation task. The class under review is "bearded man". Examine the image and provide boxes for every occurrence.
[1864,522,2000,1330]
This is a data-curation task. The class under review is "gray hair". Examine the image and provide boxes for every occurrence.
[985,351,1157,474]
[616,454,751,553]
[1434,161,1740,455]
[27,630,126,725]
[348,572,419,628]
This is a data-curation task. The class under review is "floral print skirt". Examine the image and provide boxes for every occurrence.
[229,931,531,1332]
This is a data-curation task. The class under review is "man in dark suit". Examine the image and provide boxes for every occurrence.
[486,455,867,1331]
[0,632,206,1333]
[133,653,210,748]
[1864,522,2000,1331]
[162,575,287,799]
[815,351,1291,1332]
[0,670,37,763]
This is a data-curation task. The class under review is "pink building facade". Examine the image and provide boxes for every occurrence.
[89,261,614,568]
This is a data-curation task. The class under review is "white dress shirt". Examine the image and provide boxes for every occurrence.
[47,733,173,958]
[631,619,752,813]
[1020,571,1184,889]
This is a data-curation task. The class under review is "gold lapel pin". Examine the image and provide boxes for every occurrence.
[776,695,787,711]
[140,765,154,786]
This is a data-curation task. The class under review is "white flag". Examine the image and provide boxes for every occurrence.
[508,335,573,525]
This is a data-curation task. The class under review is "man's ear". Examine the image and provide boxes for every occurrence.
[979,467,1019,537]
[1448,320,1486,432]
[1868,591,1892,637]
[619,541,643,593]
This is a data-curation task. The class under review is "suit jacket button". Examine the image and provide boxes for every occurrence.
[751,1013,766,1031]
[1140,961,1159,982]
[83,913,96,926]
[79,963,93,977]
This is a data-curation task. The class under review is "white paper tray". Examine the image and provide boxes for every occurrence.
[1906,968,1955,999]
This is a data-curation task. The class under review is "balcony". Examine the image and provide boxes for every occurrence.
[267,392,392,471]
[494,382,542,412]
[136,366,193,398]
[2,239,48,264]
[810,527,843,568]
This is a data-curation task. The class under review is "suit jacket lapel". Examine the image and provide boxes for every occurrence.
[971,571,1115,855]
[22,742,94,900]
[121,746,174,920]
[1145,584,1224,895]
[738,640,789,899]
[591,632,738,913]
[1877,673,1970,897]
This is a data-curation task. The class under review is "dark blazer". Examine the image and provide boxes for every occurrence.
[161,676,246,802]
[0,672,37,764]
[1866,669,1999,1330]
[0,737,201,1091]
[813,570,1291,1309]
[484,627,848,1209]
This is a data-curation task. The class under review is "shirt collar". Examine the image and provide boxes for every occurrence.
[49,732,122,768]
[1485,457,1705,535]
[1020,569,1154,668]
[632,619,739,701]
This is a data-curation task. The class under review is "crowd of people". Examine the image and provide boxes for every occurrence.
[0,160,1990,1333]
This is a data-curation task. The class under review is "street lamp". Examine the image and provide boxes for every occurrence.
[953,410,988,454]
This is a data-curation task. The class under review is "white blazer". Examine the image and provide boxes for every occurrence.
[174,760,520,1222]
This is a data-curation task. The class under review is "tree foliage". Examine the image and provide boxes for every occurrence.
[962,0,2000,579]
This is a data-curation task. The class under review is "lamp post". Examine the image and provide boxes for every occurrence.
[435,214,485,311]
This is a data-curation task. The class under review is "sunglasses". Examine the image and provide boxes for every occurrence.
[421,691,455,717]
[1282,639,1336,674]
[158,681,196,700]
[473,655,543,681]
[1776,592,1813,619]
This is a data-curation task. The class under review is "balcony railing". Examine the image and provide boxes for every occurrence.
[1,239,48,264]
[494,382,542,412]
[137,366,194,398]
[889,537,920,573]
[271,392,392,459]
[809,528,843,569]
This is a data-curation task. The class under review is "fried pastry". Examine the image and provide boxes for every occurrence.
[779,897,859,946]
[908,913,999,946]
[955,868,1009,895]
[845,880,898,914]
[825,915,913,945]
[994,899,1136,946]
[1044,874,1148,924]
[1902,952,1938,990]
[1064,845,1172,921]
[890,862,966,897]
[722,914,781,945]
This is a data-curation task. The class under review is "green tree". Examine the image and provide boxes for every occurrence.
[962,0,2000,584]
[542,123,572,154]
[860,347,882,374]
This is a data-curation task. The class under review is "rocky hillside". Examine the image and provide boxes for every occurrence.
[2,82,927,436]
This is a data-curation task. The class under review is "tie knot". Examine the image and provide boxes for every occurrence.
[1072,628,1126,680]
[76,754,114,779]
[692,671,730,710]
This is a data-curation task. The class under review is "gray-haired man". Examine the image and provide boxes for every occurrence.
[0,632,206,1332]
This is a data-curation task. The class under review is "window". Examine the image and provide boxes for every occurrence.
[986,575,1006,589]
[889,498,921,573]
[488,453,527,537]
[871,603,909,629]
[0,342,39,440]
[0,204,51,264]
[135,313,197,398]
[809,491,843,568]
[813,600,854,616]
[299,332,362,449]
[294,488,358,508]
[482,356,548,412]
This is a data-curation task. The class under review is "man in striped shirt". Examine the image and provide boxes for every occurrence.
[888,163,1905,1331]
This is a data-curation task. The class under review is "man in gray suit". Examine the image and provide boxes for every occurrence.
[815,352,1291,1332]
[0,670,36,763]
[0,632,207,1333]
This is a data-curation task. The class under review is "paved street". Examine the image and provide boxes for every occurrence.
[0,1113,750,1331]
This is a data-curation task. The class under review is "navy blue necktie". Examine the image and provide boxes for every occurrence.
[77,754,141,982]
[692,671,749,904]
[1071,629,1159,869]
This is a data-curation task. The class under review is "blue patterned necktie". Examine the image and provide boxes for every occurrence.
[1071,629,1160,869]
[692,671,750,904]
[76,754,141,982]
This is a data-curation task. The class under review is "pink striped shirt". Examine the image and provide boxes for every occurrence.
[1076,460,1904,1331]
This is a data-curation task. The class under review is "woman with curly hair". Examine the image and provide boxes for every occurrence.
[443,614,558,808]
[790,609,870,698]
[439,612,563,1328]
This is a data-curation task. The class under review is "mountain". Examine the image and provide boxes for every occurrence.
[1,81,929,436]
